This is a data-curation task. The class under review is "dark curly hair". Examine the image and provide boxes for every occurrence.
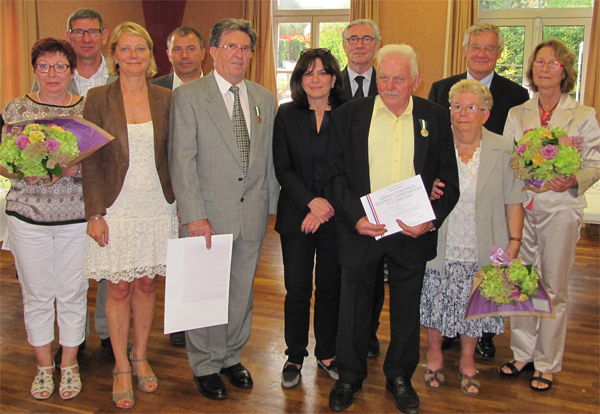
[31,38,77,73]
[290,48,346,110]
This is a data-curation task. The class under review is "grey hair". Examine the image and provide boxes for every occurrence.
[167,26,204,50]
[448,79,494,110]
[67,8,104,31]
[376,44,419,80]
[209,19,257,53]
[342,19,381,42]
[462,23,504,54]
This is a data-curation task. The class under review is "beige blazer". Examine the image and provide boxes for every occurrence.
[81,78,175,219]
[428,128,527,272]
[504,93,600,213]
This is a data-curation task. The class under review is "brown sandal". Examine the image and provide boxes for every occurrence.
[458,365,480,396]
[423,368,445,389]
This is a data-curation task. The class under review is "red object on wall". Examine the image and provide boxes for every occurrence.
[142,0,187,77]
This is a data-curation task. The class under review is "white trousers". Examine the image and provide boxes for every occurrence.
[509,205,582,373]
[8,216,88,347]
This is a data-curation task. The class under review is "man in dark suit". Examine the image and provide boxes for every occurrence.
[341,18,384,359]
[341,19,380,101]
[428,23,529,136]
[428,23,529,359]
[326,44,459,413]
[152,26,205,91]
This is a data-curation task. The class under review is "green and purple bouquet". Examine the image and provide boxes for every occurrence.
[478,260,539,306]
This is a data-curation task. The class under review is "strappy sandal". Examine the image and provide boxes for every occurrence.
[31,363,55,400]
[112,367,135,409]
[457,365,480,396]
[129,351,158,393]
[530,372,553,392]
[499,360,534,377]
[59,364,82,399]
[423,368,445,389]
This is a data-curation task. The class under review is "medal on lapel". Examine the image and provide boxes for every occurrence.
[419,119,429,137]
[254,106,262,124]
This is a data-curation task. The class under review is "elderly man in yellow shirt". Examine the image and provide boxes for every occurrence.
[324,44,459,414]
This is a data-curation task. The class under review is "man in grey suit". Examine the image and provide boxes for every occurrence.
[151,26,205,91]
[169,18,279,401]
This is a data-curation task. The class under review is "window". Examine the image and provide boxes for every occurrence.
[273,0,350,102]
[479,1,593,102]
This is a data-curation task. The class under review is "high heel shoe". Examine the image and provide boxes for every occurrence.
[59,364,82,399]
[129,351,158,393]
[31,362,55,400]
[112,367,135,409]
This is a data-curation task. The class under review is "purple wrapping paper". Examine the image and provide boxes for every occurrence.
[4,117,114,167]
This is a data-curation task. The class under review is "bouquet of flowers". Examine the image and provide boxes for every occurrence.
[464,246,554,320]
[0,123,79,179]
[478,259,539,306]
[510,127,583,191]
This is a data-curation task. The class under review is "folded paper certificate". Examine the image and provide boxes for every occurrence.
[361,175,436,240]
[164,234,233,334]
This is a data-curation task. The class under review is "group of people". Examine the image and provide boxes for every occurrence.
[1,7,598,414]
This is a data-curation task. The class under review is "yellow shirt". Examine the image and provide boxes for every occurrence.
[368,96,416,192]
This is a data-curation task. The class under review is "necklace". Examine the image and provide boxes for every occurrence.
[37,91,73,106]
[538,98,559,127]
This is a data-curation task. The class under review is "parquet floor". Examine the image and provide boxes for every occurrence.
[0,219,598,413]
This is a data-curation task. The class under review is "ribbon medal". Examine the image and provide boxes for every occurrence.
[419,119,429,137]
[254,106,262,124]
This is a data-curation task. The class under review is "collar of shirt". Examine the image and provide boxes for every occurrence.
[213,70,251,135]
[348,66,374,95]
[172,70,203,90]
[467,70,494,89]
[74,54,109,97]
[74,53,109,81]
[373,95,414,119]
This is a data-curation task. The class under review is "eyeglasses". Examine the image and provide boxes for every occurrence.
[69,28,103,38]
[468,45,498,54]
[35,63,71,73]
[532,60,563,69]
[217,44,252,54]
[450,104,485,114]
[300,48,332,56]
[346,36,376,46]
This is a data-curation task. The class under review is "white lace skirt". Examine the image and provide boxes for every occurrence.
[84,122,178,283]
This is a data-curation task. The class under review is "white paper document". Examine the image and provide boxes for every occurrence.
[360,175,436,240]
[164,234,233,334]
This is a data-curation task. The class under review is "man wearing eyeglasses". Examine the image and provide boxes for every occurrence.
[169,18,278,401]
[428,23,529,360]
[341,19,381,101]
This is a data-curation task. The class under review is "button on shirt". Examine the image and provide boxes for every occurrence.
[213,70,252,136]
[74,54,110,97]
[368,95,416,192]
[348,66,374,98]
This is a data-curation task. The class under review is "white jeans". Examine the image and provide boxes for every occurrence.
[8,216,88,347]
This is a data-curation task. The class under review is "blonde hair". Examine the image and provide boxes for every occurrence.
[108,22,157,77]
[448,79,493,110]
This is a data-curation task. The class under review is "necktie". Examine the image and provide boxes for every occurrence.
[230,85,250,178]
[354,75,365,99]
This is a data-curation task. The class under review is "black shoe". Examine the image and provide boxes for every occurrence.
[281,361,301,388]
[317,359,339,380]
[367,334,380,358]
[54,340,86,369]
[441,336,454,351]
[170,331,186,347]
[386,376,419,414]
[193,373,228,400]
[220,363,253,388]
[100,337,112,349]
[475,336,496,359]
[329,381,362,411]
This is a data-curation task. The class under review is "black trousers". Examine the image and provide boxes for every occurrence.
[371,258,386,338]
[280,223,341,365]
[336,238,426,384]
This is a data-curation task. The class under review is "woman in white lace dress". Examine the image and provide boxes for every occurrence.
[420,80,526,395]
[81,23,177,409]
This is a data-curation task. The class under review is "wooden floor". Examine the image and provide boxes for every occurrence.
[0,219,598,413]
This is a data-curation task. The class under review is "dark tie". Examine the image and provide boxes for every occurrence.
[229,85,250,178]
[353,75,365,99]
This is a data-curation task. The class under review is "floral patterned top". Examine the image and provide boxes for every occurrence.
[2,95,86,225]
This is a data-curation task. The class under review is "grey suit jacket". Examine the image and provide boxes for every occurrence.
[169,71,279,241]
[428,128,527,271]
